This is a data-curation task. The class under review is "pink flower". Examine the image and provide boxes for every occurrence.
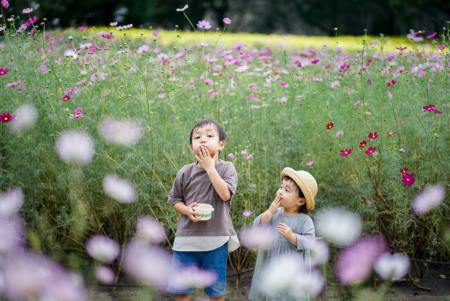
[279,80,288,87]
[99,32,113,39]
[1,112,14,123]
[426,32,437,39]
[0,67,10,76]
[305,160,314,168]
[310,58,320,64]
[152,30,160,37]
[204,78,214,86]
[243,210,253,218]
[223,17,232,25]
[401,172,415,187]
[339,63,350,72]
[78,25,88,31]
[1,0,9,9]
[437,44,445,50]
[386,79,397,87]
[246,154,254,161]
[62,94,71,102]
[335,236,387,285]
[197,20,212,30]
[339,149,352,157]
[240,224,277,250]
[364,146,376,156]
[368,132,378,139]
[39,65,49,73]
[69,108,84,120]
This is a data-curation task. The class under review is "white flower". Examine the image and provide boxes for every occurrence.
[240,224,277,250]
[136,216,166,243]
[103,174,137,204]
[412,184,445,215]
[55,130,95,165]
[170,266,217,290]
[292,269,324,298]
[86,235,120,264]
[374,253,410,281]
[300,237,329,266]
[176,4,188,12]
[0,187,23,217]
[315,207,362,247]
[98,117,143,147]
[8,103,38,134]
[64,49,77,58]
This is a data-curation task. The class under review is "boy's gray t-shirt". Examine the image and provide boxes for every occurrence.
[168,160,238,237]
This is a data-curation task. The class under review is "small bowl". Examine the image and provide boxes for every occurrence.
[195,203,214,221]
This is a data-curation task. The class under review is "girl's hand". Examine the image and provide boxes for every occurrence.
[277,223,294,241]
[186,202,200,222]
[195,146,215,172]
[268,195,281,215]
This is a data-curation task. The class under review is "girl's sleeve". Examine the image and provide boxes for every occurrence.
[253,208,282,225]
[294,215,315,251]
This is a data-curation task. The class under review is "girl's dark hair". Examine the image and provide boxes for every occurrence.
[189,119,226,144]
[282,176,307,213]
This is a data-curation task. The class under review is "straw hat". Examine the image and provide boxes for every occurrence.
[280,167,318,211]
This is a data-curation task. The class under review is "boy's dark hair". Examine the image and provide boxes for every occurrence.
[282,176,307,213]
[189,119,226,144]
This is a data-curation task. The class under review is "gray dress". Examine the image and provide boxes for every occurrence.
[248,208,315,301]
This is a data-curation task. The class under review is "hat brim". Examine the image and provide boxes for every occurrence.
[281,167,315,211]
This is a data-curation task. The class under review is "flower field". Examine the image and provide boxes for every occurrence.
[0,4,449,300]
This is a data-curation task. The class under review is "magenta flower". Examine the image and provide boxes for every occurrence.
[197,20,212,30]
[223,17,232,25]
[1,112,14,123]
[437,44,446,50]
[1,0,9,9]
[78,25,88,31]
[339,63,350,72]
[422,104,443,115]
[426,32,437,39]
[0,67,10,76]
[339,149,352,157]
[368,132,378,139]
[310,58,320,64]
[243,210,253,218]
[279,80,289,87]
[69,108,84,120]
[401,172,415,187]
[335,235,387,285]
[364,146,376,156]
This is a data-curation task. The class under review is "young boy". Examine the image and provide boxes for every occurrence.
[167,119,239,301]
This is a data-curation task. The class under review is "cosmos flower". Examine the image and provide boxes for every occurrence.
[0,187,23,217]
[135,216,166,243]
[169,266,217,290]
[8,103,38,133]
[326,121,334,129]
[412,184,445,215]
[1,112,14,123]
[0,67,10,75]
[197,20,212,30]
[368,132,378,139]
[243,210,253,218]
[95,266,115,284]
[339,149,352,157]
[102,174,137,204]
[335,235,387,285]
[1,0,9,9]
[223,17,232,25]
[374,253,410,281]
[240,224,277,250]
[86,235,120,264]
[359,140,367,148]
[55,130,95,165]
[315,207,361,247]
[401,172,415,187]
[176,4,188,12]
[365,146,376,156]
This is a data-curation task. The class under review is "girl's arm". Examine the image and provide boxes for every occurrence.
[278,216,315,248]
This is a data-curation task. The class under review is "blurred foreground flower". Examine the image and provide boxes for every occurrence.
[0,187,23,217]
[0,217,23,253]
[55,130,95,165]
[123,240,172,289]
[240,224,277,250]
[95,266,115,284]
[300,237,329,266]
[98,117,143,147]
[2,252,87,301]
[86,235,120,264]
[103,174,137,204]
[136,216,166,243]
[259,254,324,298]
[374,253,410,281]
[412,184,445,215]
[169,266,217,290]
[315,207,361,247]
[335,235,387,285]
[8,103,38,133]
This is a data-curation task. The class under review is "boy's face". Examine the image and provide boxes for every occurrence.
[189,124,225,159]
[277,178,305,212]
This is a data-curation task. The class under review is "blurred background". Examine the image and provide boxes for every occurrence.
[10,0,450,35]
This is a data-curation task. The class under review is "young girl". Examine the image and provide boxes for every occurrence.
[249,167,318,301]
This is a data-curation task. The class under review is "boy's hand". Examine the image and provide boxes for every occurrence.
[186,202,201,222]
[268,195,281,215]
[277,223,295,242]
[195,146,215,172]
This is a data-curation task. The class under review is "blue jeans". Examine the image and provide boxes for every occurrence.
[167,243,228,297]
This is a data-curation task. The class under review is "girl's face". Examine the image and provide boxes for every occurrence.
[189,124,225,159]
[277,178,305,213]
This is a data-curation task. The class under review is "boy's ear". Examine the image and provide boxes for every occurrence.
[219,140,225,150]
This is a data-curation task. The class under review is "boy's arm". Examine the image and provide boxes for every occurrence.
[172,202,201,223]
